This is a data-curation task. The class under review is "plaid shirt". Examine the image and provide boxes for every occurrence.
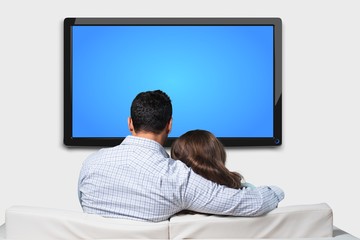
[78,135,284,222]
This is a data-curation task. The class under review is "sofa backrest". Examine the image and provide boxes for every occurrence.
[5,203,333,239]
[5,206,168,239]
[169,203,333,239]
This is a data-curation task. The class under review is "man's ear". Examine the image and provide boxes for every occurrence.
[128,117,134,133]
[166,118,173,134]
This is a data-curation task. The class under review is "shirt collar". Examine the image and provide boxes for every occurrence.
[122,135,169,158]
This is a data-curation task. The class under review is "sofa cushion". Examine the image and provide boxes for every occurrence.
[5,206,168,239]
[169,203,333,239]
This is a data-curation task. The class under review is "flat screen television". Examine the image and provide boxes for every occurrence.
[64,17,282,147]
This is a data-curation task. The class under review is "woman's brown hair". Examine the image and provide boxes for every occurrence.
[171,130,243,189]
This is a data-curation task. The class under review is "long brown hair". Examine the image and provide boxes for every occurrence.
[171,130,243,189]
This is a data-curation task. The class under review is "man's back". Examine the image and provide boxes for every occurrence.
[79,135,284,222]
[79,136,188,222]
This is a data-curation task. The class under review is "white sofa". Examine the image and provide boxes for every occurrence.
[0,203,358,240]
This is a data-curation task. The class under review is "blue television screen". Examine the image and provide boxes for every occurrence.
[64,18,282,147]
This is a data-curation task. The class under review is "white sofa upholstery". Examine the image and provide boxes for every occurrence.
[0,203,358,240]
[3,206,168,239]
[170,203,333,239]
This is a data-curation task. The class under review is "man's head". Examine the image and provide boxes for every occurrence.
[128,90,172,143]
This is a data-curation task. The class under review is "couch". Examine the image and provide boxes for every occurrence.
[0,203,358,239]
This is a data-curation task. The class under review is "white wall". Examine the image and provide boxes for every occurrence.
[1,0,359,237]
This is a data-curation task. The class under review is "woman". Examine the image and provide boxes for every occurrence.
[171,129,246,189]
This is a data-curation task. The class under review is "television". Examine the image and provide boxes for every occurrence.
[64,17,282,147]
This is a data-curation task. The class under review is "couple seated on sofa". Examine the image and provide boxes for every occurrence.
[78,90,284,222]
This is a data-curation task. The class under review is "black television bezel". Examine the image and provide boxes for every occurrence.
[64,17,282,147]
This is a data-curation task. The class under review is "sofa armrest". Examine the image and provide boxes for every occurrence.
[0,224,5,240]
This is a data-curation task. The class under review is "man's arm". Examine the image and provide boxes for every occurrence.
[182,169,284,216]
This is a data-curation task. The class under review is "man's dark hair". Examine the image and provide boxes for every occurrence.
[131,90,172,134]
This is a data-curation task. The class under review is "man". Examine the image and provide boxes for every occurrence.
[78,90,284,222]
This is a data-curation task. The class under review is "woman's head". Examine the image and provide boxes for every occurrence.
[171,130,243,189]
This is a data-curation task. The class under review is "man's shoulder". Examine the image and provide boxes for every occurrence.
[167,158,189,173]
[163,159,197,184]
[82,145,123,165]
